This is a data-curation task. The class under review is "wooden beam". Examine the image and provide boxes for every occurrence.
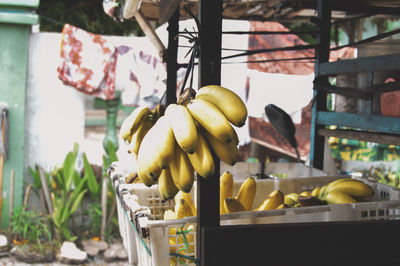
[197,0,222,265]
[317,111,400,135]
[310,0,331,170]
[319,128,400,146]
[134,10,167,62]
[319,53,400,76]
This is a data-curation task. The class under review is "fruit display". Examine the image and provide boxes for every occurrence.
[218,174,376,213]
[119,85,248,200]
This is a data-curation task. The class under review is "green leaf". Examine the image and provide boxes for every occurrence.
[106,140,118,163]
[83,152,99,196]
[70,189,87,214]
[29,165,42,189]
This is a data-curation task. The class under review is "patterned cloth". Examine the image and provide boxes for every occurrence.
[57,24,118,100]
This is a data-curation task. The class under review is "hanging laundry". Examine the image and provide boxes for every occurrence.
[57,24,118,100]
[115,44,167,108]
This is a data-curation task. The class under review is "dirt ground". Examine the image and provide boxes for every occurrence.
[0,256,132,266]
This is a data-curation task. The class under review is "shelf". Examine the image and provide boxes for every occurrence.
[319,53,400,76]
[319,128,400,145]
[317,112,400,135]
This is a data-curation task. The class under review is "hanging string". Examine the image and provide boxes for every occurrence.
[178,7,200,96]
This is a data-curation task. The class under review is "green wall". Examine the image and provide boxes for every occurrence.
[0,1,39,227]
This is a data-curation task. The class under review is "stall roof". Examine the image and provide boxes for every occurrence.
[123,0,400,24]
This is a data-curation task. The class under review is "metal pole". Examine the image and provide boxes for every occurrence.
[197,0,223,264]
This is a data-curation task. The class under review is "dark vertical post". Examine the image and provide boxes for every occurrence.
[197,0,223,265]
[166,8,179,105]
[310,0,331,169]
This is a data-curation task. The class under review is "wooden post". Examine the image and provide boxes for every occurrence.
[197,0,223,265]
[134,10,167,62]
[166,8,179,105]
[310,0,331,170]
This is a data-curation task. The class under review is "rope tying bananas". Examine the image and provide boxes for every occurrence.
[119,85,248,197]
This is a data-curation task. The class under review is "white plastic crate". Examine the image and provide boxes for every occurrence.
[220,162,328,180]
[113,174,400,266]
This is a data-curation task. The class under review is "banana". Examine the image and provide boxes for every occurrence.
[120,106,152,143]
[175,191,197,216]
[169,144,195,193]
[276,204,289,209]
[128,117,155,155]
[284,195,297,207]
[203,129,239,166]
[224,198,247,213]
[285,192,299,203]
[254,190,284,211]
[324,190,357,204]
[137,116,167,183]
[187,98,234,143]
[311,187,321,198]
[220,171,234,214]
[153,116,176,169]
[235,177,256,211]
[299,191,312,197]
[165,104,199,154]
[327,180,374,198]
[158,167,179,201]
[196,85,248,127]
[187,130,215,178]
[163,209,177,220]
[175,198,194,218]
[319,185,328,198]
[325,178,354,191]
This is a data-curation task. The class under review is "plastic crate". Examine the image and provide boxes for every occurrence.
[220,162,328,180]
[112,173,400,266]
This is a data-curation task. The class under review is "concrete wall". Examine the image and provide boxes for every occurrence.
[25,32,85,182]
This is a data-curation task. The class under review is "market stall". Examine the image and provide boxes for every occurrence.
[109,0,400,265]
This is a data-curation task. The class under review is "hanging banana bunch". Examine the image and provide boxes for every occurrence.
[119,85,248,196]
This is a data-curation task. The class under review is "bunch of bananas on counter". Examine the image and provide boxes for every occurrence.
[220,171,286,213]
[219,174,376,214]
[119,85,247,200]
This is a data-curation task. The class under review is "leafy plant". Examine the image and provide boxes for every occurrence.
[10,207,52,252]
[50,143,88,242]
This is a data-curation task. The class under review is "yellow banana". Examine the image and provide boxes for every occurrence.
[196,85,248,127]
[187,130,215,178]
[311,187,321,198]
[187,98,234,143]
[284,195,297,207]
[128,117,155,155]
[276,204,289,209]
[203,129,239,166]
[169,144,195,193]
[175,199,194,218]
[325,178,354,191]
[220,171,234,214]
[299,191,312,197]
[254,190,284,211]
[163,209,177,220]
[153,116,176,169]
[175,191,197,216]
[319,185,328,198]
[224,198,247,213]
[285,192,299,203]
[158,167,179,201]
[165,104,199,154]
[327,180,374,198]
[120,106,152,143]
[235,177,256,211]
[137,117,166,183]
[324,190,357,204]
